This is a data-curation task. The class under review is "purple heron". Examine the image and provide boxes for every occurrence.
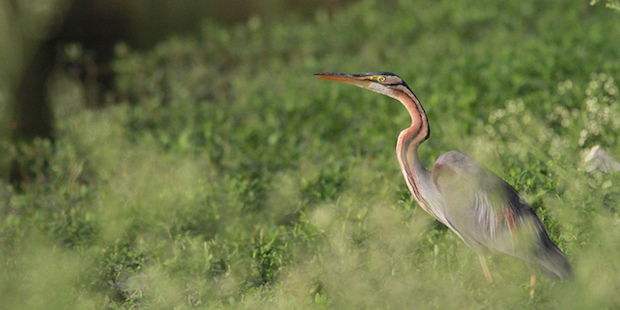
[314,72,573,289]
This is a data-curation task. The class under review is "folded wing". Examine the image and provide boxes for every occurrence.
[432,151,573,281]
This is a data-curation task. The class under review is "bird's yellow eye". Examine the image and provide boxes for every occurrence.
[377,76,386,83]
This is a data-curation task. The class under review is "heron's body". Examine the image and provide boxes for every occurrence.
[315,72,573,285]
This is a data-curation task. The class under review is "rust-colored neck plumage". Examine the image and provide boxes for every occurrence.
[393,86,431,209]
[395,89,429,146]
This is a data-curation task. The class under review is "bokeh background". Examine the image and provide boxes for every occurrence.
[1,0,620,308]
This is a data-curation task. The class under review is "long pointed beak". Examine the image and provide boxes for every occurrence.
[314,72,372,88]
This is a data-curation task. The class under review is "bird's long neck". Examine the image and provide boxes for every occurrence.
[394,87,432,207]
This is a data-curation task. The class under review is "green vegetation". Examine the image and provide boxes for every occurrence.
[2,0,620,308]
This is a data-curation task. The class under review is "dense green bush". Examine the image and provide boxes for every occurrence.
[1,0,620,308]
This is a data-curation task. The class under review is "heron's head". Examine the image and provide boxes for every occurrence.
[314,72,408,99]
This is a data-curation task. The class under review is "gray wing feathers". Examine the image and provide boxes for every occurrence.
[535,227,574,281]
[432,151,573,281]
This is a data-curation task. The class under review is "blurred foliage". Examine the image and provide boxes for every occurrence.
[591,0,620,11]
[0,0,69,179]
[2,0,620,308]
